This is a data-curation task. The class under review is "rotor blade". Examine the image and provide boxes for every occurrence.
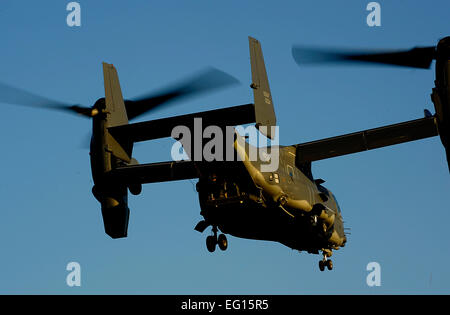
[292,46,436,69]
[124,67,239,120]
[0,81,92,117]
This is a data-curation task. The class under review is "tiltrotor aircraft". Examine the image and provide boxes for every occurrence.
[1,37,449,271]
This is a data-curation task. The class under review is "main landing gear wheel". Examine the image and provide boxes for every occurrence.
[218,234,228,251]
[206,235,217,252]
[319,259,333,271]
[205,226,228,253]
[319,260,325,272]
[319,250,333,271]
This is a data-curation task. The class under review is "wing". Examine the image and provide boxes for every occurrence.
[106,160,200,184]
[106,160,244,184]
[294,116,439,163]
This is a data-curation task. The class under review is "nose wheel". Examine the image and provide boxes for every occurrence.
[205,226,228,252]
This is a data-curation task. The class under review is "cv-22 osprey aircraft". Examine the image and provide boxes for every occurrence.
[1,37,449,271]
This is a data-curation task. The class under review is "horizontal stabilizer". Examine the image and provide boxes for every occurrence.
[108,104,256,143]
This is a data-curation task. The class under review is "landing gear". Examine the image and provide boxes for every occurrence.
[310,204,325,227]
[205,226,228,252]
[319,260,325,271]
[326,260,333,270]
[319,258,333,271]
[218,233,228,251]
[318,250,333,271]
[206,235,216,252]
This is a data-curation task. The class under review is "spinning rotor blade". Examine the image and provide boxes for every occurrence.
[292,46,436,69]
[0,81,93,117]
[124,67,239,120]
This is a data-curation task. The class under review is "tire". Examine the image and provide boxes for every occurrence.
[327,260,333,270]
[218,234,228,251]
[206,235,216,253]
[319,260,325,272]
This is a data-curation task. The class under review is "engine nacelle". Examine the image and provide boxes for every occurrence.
[92,185,130,238]
[128,183,142,196]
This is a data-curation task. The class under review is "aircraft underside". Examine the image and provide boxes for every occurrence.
[195,172,333,255]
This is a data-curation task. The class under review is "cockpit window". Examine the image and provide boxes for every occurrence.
[317,183,330,197]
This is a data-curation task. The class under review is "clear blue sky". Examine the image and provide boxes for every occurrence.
[0,0,449,294]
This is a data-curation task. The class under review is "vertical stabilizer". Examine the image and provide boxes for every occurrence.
[102,62,131,163]
[103,62,129,128]
[249,36,277,139]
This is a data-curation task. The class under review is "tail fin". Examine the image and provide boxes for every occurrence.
[103,62,129,127]
[248,36,277,139]
[103,62,132,163]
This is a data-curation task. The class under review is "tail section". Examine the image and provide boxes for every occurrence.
[103,62,129,127]
[248,37,277,139]
[97,63,134,238]
[103,62,132,163]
